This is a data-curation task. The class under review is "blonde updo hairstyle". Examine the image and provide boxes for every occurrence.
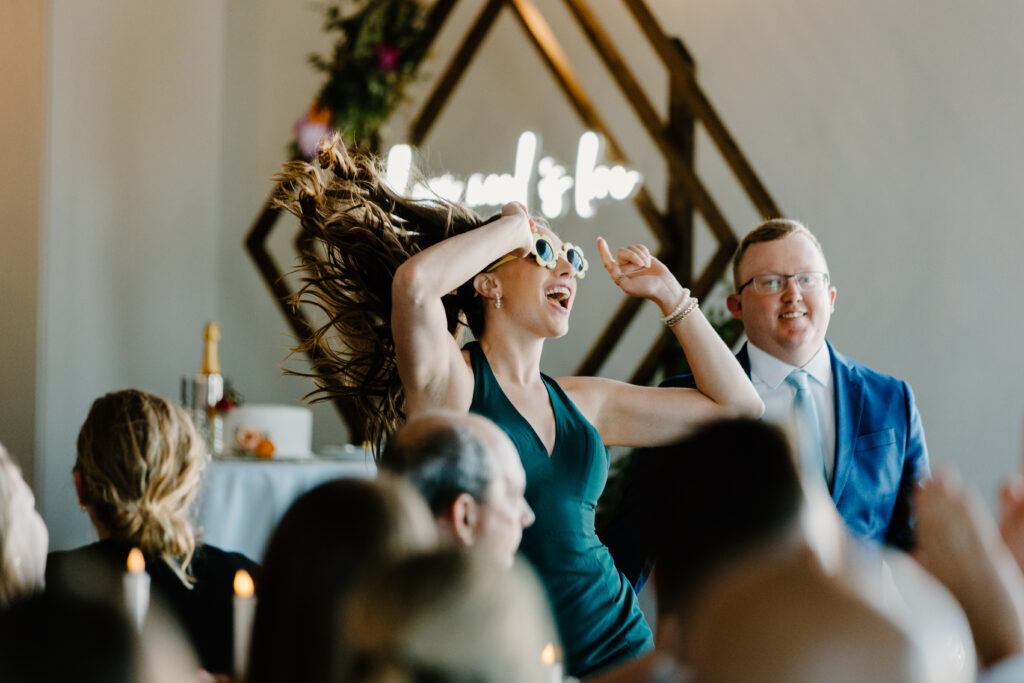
[75,389,207,585]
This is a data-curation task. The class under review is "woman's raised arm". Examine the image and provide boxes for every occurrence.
[392,203,533,414]
[561,238,763,447]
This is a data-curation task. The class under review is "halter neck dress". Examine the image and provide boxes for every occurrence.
[466,342,653,677]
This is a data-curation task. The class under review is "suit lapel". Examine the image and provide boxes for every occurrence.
[739,342,861,501]
[737,343,752,376]
[829,341,863,503]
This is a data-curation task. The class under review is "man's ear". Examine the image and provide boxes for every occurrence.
[449,492,479,546]
[828,286,837,313]
[726,293,743,320]
[473,273,501,302]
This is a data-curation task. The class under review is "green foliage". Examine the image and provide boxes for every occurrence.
[299,0,429,152]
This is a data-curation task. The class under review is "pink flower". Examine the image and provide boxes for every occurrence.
[235,426,263,452]
[373,43,400,73]
[293,114,334,159]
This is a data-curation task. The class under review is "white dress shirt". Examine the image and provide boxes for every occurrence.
[747,342,836,485]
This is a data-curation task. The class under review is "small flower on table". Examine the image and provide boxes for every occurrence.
[235,426,275,459]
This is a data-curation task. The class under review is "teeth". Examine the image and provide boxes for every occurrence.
[780,312,805,319]
[545,285,571,300]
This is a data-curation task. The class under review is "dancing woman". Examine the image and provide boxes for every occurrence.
[279,136,763,678]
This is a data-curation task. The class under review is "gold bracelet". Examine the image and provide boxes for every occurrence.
[665,297,699,327]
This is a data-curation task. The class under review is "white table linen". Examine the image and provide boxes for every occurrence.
[195,455,376,561]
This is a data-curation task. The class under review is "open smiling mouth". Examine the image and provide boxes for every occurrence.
[779,312,806,319]
[545,285,571,310]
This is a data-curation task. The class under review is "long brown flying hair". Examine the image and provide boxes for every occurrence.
[274,135,497,455]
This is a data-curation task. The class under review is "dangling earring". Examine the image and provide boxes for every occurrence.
[494,293,502,309]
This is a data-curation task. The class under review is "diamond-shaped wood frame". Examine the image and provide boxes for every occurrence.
[245,0,781,438]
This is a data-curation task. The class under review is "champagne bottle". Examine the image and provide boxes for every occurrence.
[194,322,225,455]
[200,321,222,375]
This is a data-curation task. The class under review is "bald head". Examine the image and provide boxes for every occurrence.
[382,411,533,566]
[382,412,499,514]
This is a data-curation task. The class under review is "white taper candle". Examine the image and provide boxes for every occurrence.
[542,642,563,683]
[123,547,150,632]
[233,569,257,677]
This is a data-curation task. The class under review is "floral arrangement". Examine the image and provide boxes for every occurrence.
[209,382,244,419]
[291,0,430,158]
[234,426,276,459]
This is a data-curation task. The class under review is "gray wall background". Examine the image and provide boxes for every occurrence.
[4,0,1022,550]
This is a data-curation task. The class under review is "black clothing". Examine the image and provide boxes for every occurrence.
[47,539,258,674]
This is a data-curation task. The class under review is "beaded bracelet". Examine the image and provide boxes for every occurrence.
[665,297,699,327]
[659,292,692,324]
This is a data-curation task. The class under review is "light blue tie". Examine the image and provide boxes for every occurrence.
[785,369,827,484]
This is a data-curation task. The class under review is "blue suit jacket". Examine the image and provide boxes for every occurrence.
[602,340,930,590]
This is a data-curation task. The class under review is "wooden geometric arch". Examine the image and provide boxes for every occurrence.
[245,0,781,438]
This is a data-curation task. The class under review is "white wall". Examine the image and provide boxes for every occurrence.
[39,0,226,548]
[216,0,349,454]
[649,0,1024,505]
[30,0,1024,548]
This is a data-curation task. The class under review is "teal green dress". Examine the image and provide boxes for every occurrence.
[467,343,654,677]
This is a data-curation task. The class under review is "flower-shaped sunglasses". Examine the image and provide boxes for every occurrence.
[485,233,589,279]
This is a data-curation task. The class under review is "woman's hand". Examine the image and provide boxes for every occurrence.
[597,237,686,314]
[501,202,535,255]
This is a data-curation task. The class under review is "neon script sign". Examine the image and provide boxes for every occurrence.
[385,132,642,219]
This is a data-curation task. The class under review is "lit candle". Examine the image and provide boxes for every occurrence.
[541,642,563,683]
[123,547,150,631]
[233,569,256,677]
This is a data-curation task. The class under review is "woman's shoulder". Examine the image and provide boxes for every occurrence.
[45,544,91,581]
[47,539,126,567]
[192,544,260,579]
[550,375,608,425]
[45,540,129,594]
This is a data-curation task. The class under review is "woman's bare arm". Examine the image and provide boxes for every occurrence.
[391,203,532,414]
[561,239,762,447]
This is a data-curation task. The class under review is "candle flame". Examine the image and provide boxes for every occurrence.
[234,569,254,598]
[127,547,145,573]
[541,642,556,666]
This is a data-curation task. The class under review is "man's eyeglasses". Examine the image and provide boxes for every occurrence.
[485,233,589,279]
[736,271,829,295]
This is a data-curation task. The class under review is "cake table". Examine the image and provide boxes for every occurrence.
[195,453,376,561]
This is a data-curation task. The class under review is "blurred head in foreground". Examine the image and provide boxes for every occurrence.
[0,590,140,683]
[382,410,534,566]
[636,418,929,682]
[638,418,805,619]
[0,443,47,605]
[339,547,558,683]
[247,476,438,683]
[0,588,198,683]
